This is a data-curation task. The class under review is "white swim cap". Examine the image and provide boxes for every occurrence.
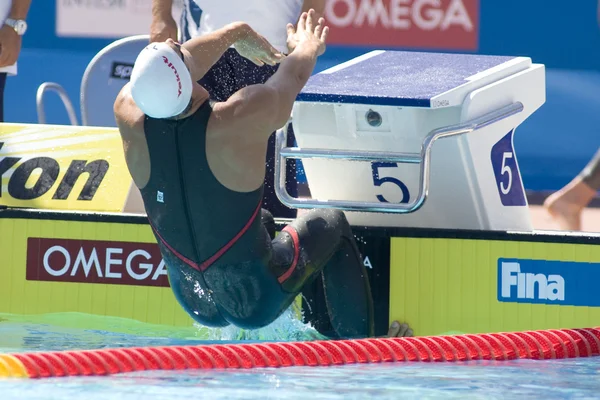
[130,42,193,119]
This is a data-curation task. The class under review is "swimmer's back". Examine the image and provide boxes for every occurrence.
[139,101,265,267]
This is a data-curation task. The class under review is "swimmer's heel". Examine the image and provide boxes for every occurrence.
[321,230,375,339]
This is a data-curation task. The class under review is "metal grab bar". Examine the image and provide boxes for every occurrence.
[279,147,421,164]
[36,82,79,126]
[275,102,524,214]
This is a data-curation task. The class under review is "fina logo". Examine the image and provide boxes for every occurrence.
[500,261,565,302]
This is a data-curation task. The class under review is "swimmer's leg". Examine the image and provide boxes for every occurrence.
[200,209,373,335]
[273,209,374,339]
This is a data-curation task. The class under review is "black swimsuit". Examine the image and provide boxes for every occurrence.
[139,102,374,337]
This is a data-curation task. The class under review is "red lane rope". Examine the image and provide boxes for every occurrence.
[5,327,600,379]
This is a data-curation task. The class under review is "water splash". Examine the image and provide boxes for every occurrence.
[201,303,327,342]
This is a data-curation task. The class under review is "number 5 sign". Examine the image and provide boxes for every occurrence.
[490,130,526,206]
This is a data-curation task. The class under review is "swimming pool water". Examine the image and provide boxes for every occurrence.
[1,314,599,400]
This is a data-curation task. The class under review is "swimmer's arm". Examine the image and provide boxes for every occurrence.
[182,22,285,81]
[209,41,319,138]
[261,42,320,129]
[210,11,325,137]
[114,85,150,188]
[114,85,146,143]
[181,22,250,81]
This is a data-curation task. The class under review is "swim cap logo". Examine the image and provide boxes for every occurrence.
[162,56,183,98]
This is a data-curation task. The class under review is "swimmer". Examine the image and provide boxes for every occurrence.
[114,11,379,338]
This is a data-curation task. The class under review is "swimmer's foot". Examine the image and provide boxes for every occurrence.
[387,321,413,338]
[543,177,596,231]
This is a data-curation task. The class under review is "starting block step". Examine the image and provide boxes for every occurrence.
[276,50,546,232]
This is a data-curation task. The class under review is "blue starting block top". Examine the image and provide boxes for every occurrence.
[297,50,521,108]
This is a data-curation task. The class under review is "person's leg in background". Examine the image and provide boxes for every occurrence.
[546,0,600,231]
[544,148,600,231]
[0,73,6,122]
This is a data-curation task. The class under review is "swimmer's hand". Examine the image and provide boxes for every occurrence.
[150,10,178,43]
[234,29,285,67]
[286,9,329,56]
[387,321,414,338]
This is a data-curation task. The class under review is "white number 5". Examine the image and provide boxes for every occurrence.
[500,152,513,195]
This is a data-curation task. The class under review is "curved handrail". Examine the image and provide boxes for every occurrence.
[275,102,524,214]
[36,82,79,126]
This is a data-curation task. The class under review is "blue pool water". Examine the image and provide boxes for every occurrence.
[1,313,600,399]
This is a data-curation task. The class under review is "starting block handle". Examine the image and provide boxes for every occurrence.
[36,82,79,126]
[275,102,524,214]
[279,147,421,164]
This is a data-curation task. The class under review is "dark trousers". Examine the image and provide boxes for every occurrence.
[198,48,298,218]
[0,73,6,122]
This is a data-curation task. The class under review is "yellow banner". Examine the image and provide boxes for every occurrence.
[0,213,193,327]
[389,236,600,336]
[0,123,132,212]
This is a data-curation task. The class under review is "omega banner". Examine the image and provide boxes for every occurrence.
[56,0,478,50]
[324,0,479,50]
[26,237,169,287]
